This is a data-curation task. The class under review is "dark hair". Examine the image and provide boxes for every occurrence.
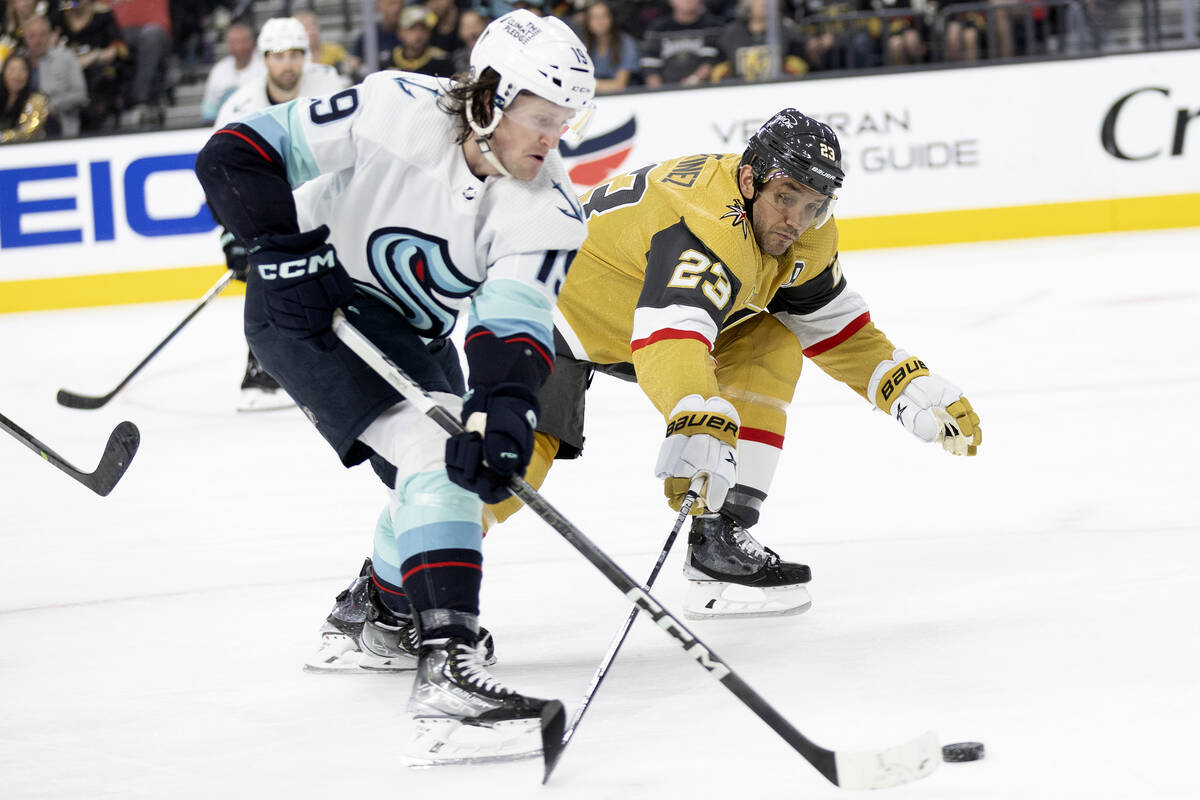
[0,52,34,130]
[437,66,500,144]
[582,0,615,56]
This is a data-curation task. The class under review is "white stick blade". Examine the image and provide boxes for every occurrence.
[834,731,941,790]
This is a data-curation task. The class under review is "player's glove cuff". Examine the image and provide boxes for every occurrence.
[250,225,356,352]
[869,350,981,456]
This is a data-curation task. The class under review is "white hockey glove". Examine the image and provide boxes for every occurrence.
[654,395,740,514]
[869,351,982,456]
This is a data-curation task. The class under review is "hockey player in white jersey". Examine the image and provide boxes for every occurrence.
[214,16,350,128]
[195,10,595,763]
[214,16,351,412]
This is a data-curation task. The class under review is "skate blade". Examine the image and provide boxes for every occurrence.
[402,716,544,767]
[683,581,813,619]
[302,634,417,673]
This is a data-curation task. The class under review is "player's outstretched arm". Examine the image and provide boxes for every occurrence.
[867,350,982,456]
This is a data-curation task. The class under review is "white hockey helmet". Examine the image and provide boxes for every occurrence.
[468,10,595,128]
[258,17,309,55]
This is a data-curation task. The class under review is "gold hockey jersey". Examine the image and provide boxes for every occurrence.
[557,153,899,419]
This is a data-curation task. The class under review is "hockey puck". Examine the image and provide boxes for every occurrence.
[942,742,985,762]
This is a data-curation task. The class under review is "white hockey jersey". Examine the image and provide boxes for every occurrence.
[232,71,586,352]
[214,63,350,128]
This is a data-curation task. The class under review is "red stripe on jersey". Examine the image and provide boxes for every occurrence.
[402,561,483,582]
[631,328,712,353]
[739,427,785,449]
[802,312,871,358]
[465,330,553,371]
[214,128,273,162]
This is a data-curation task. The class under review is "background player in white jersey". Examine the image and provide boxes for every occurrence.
[213,16,350,412]
[195,10,595,760]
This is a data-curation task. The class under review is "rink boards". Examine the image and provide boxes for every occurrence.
[1,48,1196,312]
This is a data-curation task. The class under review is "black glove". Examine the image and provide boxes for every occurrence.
[220,229,248,281]
[445,383,539,504]
[249,225,355,352]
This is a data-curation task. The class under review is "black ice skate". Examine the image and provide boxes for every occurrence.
[682,513,813,619]
[404,636,554,766]
[304,560,495,673]
[237,349,294,412]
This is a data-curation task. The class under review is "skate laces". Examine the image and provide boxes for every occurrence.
[731,526,779,566]
[450,641,510,696]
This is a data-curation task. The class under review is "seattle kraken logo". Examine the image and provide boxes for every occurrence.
[366,228,478,337]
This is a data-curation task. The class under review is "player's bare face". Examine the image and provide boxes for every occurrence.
[749,176,828,256]
[265,50,305,94]
[489,94,576,181]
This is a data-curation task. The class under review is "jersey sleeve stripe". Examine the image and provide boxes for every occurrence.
[213,127,274,162]
[464,329,554,371]
[631,304,719,352]
[632,327,713,353]
[236,102,322,187]
[801,311,871,357]
[738,426,785,448]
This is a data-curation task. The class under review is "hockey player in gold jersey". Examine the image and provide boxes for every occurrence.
[487,108,981,618]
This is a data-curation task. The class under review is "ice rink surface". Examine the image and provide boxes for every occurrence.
[2,228,1198,799]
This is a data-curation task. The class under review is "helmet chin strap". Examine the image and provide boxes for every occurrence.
[467,102,511,178]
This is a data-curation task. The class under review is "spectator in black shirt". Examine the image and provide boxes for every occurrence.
[424,0,463,54]
[348,0,402,78]
[640,0,724,87]
[712,0,807,81]
[392,5,455,77]
[52,0,129,130]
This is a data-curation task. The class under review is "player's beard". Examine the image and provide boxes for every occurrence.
[269,72,301,94]
[755,223,797,256]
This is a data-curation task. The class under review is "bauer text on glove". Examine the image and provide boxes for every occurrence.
[251,225,356,352]
[655,395,740,513]
[868,350,981,456]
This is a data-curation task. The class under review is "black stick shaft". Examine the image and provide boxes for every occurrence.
[57,271,236,409]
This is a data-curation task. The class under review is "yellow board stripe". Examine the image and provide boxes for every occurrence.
[0,265,244,314]
[839,192,1200,250]
[1,192,1198,313]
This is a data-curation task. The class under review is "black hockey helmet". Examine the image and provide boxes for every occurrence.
[742,109,844,199]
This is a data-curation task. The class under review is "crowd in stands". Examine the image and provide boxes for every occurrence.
[1,0,1106,144]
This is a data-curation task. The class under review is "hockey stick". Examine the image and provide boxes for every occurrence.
[331,311,941,790]
[0,412,140,496]
[541,481,701,783]
[57,270,237,409]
